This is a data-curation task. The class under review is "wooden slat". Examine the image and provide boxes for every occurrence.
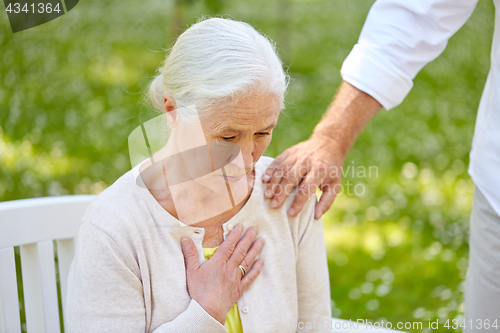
[56,238,75,330]
[38,241,61,333]
[20,243,45,333]
[0,247,22,333]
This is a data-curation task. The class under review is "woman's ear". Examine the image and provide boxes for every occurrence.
[164,94,178,130]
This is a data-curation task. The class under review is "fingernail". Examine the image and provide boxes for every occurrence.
[270,199,278,208]
[265,190,272,197]
[181,238,190,247]
[263,175,270,182]
[288,208,295,216]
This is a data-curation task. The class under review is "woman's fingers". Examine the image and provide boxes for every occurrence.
[215,223,244,262]
[238,237,265,272]
[228,226,258,267]
[240,258,264,290]
[181,237,199,274]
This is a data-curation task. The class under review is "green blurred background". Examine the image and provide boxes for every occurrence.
[0,0,495,331]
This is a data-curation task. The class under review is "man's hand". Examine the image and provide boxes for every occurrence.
[263,136,344,219]
[263,81,383,219]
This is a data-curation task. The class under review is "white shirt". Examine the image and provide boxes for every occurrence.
[341,0,500,216]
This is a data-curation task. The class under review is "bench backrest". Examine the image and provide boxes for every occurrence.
[0,195,95,333]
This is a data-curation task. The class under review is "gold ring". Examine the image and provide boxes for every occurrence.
[238,265,246,276]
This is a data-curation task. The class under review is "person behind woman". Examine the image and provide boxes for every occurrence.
[66,17,332,333]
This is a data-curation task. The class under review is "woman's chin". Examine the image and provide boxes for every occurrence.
[196,173,250,200]
[229,177,251,204]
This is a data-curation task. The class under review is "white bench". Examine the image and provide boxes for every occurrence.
[0,195,403,333]
[0,195,95,333]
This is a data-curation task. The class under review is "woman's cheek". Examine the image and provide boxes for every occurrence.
[255,139,271,157]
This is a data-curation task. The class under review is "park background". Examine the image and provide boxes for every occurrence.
[0,0,495,331]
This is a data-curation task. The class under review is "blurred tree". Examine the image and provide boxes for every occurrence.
[172,0,196,38]
[278,0,292,63]
[205,0,226,13]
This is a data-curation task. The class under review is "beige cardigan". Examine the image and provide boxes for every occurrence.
[66,156,332,332]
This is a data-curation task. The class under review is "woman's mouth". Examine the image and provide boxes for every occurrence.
[220,174,245,183]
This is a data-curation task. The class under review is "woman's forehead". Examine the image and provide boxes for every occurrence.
[225,93,279,111]
[202,94,280,128]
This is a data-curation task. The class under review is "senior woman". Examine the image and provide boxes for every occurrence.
[66,17,332,332]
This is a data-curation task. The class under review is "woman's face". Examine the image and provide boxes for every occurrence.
[160,92,280,223]
[200,93,281,175]
[168,93,280,180]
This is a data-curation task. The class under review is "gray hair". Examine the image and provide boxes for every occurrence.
[147,17,289,124]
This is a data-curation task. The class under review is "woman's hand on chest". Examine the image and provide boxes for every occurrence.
[181,224,265,325]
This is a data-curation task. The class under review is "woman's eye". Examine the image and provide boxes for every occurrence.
[256,132,271,137]
[222,136,235,141]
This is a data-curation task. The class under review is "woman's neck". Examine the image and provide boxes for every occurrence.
[149,170,255,247]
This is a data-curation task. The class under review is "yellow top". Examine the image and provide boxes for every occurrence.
[202,246,243,333]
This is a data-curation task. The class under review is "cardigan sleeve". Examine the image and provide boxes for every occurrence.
[65,220,227,333]
[295,198,333,332]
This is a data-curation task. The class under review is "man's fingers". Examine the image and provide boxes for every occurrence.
[240,258,263,290]
[264,155,296,199]
[262,159,280,184]
[265,165,286,200]
[215,223,244,262]
[264,163,292,199]
[268,163,308,209]
[263,150,288,183]
[314,183,339,219]
[288,172,324,216]
[181,237,199,274]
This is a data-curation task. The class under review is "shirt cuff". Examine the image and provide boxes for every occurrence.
[341,43,414,110]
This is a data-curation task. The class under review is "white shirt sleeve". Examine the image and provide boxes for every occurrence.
[341,0,479,110]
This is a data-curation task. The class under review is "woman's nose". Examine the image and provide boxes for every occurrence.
[239,146,255,174]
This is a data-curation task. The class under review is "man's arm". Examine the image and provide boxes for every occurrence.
[264,81,381,219]
[264,0,479,218]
